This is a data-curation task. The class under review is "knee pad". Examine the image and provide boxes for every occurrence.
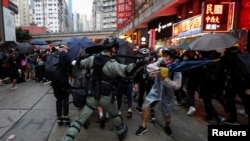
[69,120,82,133]
[64,120,82,141]
[112,114,123,127]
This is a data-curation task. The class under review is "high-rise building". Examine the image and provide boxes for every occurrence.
[66,0,73,32]
[30,0,69,33]
[10,0,30,27]
[93,0,116,31]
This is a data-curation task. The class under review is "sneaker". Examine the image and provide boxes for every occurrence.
[175,101,182,106]
[217,116,226,125]
[135,126,148,136]
[99,116,105,129]
[83,121,90,129]
[133,94,137,99]
[11,86,18,90]
[186,106,196,116]
[118,111,122,115]
[237,109,248,117]
[63,116,71,126]
[118,125,128,140]
[164,126,172,135]
[133,93,138,101]
[224,119,240,125]
[149,114,156,122]
[57,117,64,126]
[127,109,132,119]
[136,107,142,113]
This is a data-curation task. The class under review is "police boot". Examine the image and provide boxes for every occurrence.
[99,116,105,129]
[118,124,128,141]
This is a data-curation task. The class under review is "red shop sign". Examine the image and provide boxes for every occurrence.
[116,0,133,29]
[238,0,250,30]
[203,2,234,32]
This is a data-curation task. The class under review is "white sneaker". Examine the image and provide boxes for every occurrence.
[237,109,248,117]
[175,101,182,106]
[186,106,196,116]
[11,86,18,90]
[118,111,122,115]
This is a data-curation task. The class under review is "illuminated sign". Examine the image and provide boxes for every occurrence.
[172,15,202,38]
[203,2,234,32]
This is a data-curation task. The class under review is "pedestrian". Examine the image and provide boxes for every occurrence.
[134,48,155,121]
[198,51,227,124]
[115,77,133,118]
[135,49,182,136]
[8,48,20,89]
[62,37,145,141]
[50,44,72,126]
[221,47,250,125]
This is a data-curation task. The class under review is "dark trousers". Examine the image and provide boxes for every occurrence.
[116,81,133,110]
[138,81,153,108]
[52,86,70,117]
[225,79,248,122]
[200,88,220,121]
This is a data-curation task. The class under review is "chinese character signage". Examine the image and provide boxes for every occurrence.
[203,2,234,32]
[116,0,133,29]
[172,15,202,38]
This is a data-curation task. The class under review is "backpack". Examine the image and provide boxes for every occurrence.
[235,52,250,82]
[69,67,90,108]
[45,52,61,81]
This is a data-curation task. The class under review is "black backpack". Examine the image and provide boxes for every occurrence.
[69,67,90,108]
[235,52,250,82]
[45,52,61,81]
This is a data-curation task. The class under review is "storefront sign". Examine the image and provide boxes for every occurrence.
[203,2,234,32]
[238,0,250,30]
[172,15,202,38]
[116,0,133,29]
[9,1,18,14]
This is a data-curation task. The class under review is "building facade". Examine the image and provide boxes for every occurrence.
[30,0,69,33]
[10,0,30,27]
[92,0,116,31]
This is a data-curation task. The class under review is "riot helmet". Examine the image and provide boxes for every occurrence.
[102,37,119,51]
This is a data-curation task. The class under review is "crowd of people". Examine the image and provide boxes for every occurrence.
[0,46,50,88]
[1,38,249,141]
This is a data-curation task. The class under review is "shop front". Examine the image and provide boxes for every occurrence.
[148,15,177,51]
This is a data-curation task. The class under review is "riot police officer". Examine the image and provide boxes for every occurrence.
[62,37,145,141]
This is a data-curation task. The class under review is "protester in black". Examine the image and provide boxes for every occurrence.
[51,45,72,125]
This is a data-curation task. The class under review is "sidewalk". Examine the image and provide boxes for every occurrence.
[0,81,248,141]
